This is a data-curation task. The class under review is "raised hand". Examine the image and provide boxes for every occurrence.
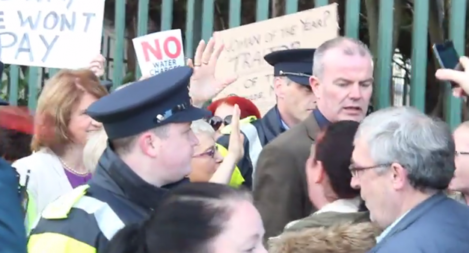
[187,36,237,106]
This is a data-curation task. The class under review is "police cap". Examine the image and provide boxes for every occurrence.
[86,66,211,140]
[264,48,316,85]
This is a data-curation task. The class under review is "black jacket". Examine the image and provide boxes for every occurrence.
[217,106,285,189]
[30,147,187,252]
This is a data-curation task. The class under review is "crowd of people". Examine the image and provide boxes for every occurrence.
[1,35,469,253]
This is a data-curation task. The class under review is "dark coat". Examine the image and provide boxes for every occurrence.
[0,158,27,253]
[29,148,186,252]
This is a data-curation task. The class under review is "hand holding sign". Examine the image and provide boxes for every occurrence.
[88,54,105,77]
[188,36,238,106]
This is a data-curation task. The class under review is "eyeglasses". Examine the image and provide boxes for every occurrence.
[348,163,392,177]
[206,115,233,131]
[193,146,217,158]
[456,151,469,156]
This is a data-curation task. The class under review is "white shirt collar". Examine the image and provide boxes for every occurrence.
[315,197,362,214]
[375,211,409,243]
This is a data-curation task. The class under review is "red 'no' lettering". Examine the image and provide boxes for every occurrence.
[141,36,182,62]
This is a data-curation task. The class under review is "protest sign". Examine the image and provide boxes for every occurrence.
[214,4,339,115]
[0,0,105,69]
[133,29,185,77]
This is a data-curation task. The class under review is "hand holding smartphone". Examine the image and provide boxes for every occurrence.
[432,41,463,88]
[434,41,469,97]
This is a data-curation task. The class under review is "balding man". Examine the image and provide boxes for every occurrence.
[254,36,374,239]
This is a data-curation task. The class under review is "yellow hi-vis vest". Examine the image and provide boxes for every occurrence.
[28,185,125,253]
[218,116,257,188]
[24,190,37,235]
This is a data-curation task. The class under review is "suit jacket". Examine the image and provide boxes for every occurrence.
[370,193,469,253]
[0,158,27,253]
[253,114,320,239]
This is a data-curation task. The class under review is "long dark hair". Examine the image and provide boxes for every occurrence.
[104,182,251,253]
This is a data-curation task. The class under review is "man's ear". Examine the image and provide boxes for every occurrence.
[274,77,285,99]
[310,76,320,99]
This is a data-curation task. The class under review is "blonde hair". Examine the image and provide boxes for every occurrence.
[31,69,108,151]
[83,128,108,173]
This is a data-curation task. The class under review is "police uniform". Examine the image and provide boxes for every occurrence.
[217,48,316,189]
[28,67,211,253]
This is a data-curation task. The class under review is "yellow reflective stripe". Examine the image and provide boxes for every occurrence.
[216,144,245,187]
[42,185,90,219]
[25,191,37,235]
[28,233,96,253]
[73,196,125,240]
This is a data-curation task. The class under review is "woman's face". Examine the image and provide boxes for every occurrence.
[190,132,223,182]
[68,93,102,146]
[212,201,267,253]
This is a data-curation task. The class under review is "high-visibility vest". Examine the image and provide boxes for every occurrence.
[218,116,257,187]
[215,144,245,187]
[23,190,37,235]
[28,185,125,253]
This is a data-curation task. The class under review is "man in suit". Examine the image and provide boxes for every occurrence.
[352,106,469,252]
[254,36,374,239]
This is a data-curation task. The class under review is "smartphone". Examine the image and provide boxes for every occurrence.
[432,41,463,87]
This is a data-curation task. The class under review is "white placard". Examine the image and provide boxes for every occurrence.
[133,29,185,77]
[0,0,105,69]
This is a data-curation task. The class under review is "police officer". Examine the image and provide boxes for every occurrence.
[28,66,211,253]
[217,48,317,188]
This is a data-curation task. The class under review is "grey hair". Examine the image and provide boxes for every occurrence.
[312,36,373,79]
[354,106,455,191]
[191,120,215,136]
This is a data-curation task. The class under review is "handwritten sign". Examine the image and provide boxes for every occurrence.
[0,0,105,69]
[214,4,339,115]
[133,29,185,77]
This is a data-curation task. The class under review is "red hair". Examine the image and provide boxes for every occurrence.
[207,96,261,119]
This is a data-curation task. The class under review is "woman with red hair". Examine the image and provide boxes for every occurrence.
[207,96,261,136]
[205,96,260,188]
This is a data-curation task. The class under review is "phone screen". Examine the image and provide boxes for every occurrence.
[433,41,461,70]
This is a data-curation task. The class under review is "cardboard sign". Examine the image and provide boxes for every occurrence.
[214,4,339,115]
[0,0,105,69]
[133,29,185,77]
